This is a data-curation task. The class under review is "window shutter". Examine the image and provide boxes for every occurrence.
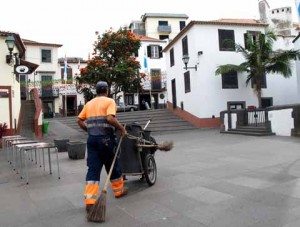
[147,46,151,57]
[244,33,250,50]
[158,46,163,58]
[170,48,175,67]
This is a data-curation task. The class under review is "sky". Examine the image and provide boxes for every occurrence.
[0,0,298,59]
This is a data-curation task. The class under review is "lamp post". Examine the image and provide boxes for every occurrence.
[182,54,198,71]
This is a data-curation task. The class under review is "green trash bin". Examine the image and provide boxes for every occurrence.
[42,121,50,134]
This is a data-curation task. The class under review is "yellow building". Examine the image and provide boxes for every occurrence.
[0,31,37,134]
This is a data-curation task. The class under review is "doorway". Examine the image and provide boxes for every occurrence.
[67,96,77,116]
[0,86,12,130]
[139,94,151,110]
[62,95,77,116]
[261,97,273,108]
[227,101,246,110]
[43,101,54,118]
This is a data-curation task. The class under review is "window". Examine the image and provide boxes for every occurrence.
[158,21,168,26]
[41,49,52,62]
[222,71,238,89]
[170,48,175,67]
[244,31,260,49]
[182,36,188,56]
[151,46,159,58]
[184,71,191,93]
[61,67,73,84]
[147,45,162,59]
[218,29,235,51]
[159,35,169,40]
[251,75,267,89]
[180,21,186,31]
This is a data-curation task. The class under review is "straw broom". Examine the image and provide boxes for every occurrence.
[126,134,173,152]
[87,135,124,222]
[137,141,173,152]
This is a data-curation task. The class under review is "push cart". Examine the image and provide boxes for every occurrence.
[118,122,157,186]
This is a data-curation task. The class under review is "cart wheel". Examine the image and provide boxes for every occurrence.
[143,154,157,186]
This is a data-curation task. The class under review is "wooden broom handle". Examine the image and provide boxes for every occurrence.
[102,132,125,192]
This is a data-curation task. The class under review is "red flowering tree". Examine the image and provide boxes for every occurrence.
[76,28,141,101]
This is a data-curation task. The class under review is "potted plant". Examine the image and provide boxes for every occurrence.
[0,122,8,149]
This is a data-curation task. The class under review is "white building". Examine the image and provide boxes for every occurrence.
[23,39,62,118]
[0,31,25,133]
[163,19,300,128]
[126,13,188,109]
[292,34,300,100]
[58,57,87,116]
[124,35,167,109]
[129,13,189,41]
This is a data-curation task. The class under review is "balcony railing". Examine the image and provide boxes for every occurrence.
[132,29,146,36]
[157,25,171,33]
[152,80,162,90]
[41,86,59,98]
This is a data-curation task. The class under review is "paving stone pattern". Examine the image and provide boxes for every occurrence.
[1,129,300,226]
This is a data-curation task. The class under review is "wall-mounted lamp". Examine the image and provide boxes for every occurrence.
[5,35,19,66]
[182,54,197,71]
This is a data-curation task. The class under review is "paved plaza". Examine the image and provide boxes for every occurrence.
[1,128,300,226]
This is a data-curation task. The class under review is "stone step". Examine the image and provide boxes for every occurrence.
[237,126,270,130]
[61,118,190,127]
[57,115,180,124]
[117,112,176,117]
[222,130,275,136]
[68,121,195,132]
[233,128,271,133]
[50,109,197,133]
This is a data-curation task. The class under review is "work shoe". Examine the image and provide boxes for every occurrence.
[86,204,93,213]
[115,187,128,199]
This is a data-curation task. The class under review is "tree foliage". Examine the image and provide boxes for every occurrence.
[215,31,300,107]
[76,28,141,101]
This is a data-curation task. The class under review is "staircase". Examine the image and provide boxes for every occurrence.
[223,125,275,136]
[51,109,197,133]
[19,100,35,137]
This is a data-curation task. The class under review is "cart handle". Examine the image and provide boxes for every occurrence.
[143,118,152,130]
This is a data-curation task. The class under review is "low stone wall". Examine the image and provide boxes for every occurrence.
[220,104,300,137]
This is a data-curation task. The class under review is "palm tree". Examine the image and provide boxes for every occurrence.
[215,31,300,107]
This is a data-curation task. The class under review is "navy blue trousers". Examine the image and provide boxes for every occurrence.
[86,135,122,182]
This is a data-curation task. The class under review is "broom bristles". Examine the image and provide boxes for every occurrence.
[157,141,173,152]
[87,191,107,222]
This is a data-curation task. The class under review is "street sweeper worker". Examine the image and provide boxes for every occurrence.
[77,80,127,212]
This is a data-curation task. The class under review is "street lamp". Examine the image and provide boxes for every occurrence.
[182,54,197,71]
[5,35,15,53]
[5,35,18,65]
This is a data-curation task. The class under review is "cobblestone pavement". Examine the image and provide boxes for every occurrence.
[1,128,300,227]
